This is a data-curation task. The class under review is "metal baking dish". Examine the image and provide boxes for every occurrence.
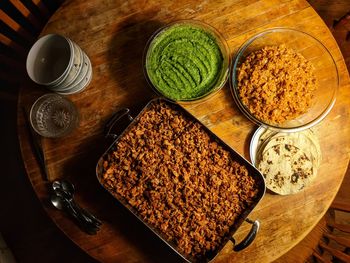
[96,98,266,262]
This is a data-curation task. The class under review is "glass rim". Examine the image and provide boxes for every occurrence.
[29,93,79,138]
[143,19,230,103]
[230,27,339,132]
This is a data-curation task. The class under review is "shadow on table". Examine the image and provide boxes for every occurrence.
[0,98,98,263]
[107,13,165,108]
[59,13,184,259]
[59,134,184,263]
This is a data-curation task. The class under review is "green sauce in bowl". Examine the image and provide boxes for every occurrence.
[145,22,226,101]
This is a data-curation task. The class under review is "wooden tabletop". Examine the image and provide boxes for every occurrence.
[18,0,350,262]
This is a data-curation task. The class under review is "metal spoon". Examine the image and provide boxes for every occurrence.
[51,193,84,222]
[52,180,102,226]
[50,194,65,210]
[51,193,81,222]
[53,188,93,223]
[50,193,98,235]
[52,180,101,226]
[61,180,102,225]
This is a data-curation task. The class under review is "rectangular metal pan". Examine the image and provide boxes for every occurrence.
[96,98,266,262]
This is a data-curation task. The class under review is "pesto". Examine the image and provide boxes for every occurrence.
[146,24,223,100]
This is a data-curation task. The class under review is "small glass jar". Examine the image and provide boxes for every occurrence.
[30,93,79,138]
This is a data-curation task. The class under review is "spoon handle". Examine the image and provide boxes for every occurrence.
[73,202,102,226]
[64,199,98,235]
[69,200,90,220]
[52,181,102,226]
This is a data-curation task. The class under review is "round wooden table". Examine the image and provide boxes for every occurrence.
[18,0,350,262]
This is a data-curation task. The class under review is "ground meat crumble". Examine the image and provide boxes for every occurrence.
[101,101,259,260]
[237,45,317,124]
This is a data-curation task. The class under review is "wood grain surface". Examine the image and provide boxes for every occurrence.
[17,0,350,262]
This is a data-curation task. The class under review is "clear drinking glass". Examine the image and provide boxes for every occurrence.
[30,94,79,138]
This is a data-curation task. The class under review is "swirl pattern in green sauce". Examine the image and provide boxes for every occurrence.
[146,24,223,100]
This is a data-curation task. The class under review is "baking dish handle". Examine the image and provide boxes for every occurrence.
[105,108,133,139]
[231,218,260,251]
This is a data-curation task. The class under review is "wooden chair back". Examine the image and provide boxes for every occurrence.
[1,0,64,99]
[312,200,350,262]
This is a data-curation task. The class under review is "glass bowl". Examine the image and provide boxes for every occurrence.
[30,93,79,138]
[143,20,230,103]
[230,28,339,132]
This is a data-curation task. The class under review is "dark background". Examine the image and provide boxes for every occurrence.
[0,0,349,262]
